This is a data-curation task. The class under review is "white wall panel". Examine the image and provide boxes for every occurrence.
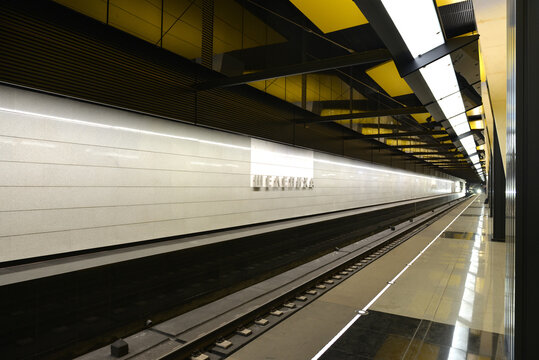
[0,85,463,262]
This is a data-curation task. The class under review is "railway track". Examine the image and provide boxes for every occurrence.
[77,195,469,360]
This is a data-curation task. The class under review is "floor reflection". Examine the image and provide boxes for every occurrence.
[321,202,506,360]
[441,231,482,240]
[320,310,505,360]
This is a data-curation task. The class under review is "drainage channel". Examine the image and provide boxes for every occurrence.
[79,196,470,360]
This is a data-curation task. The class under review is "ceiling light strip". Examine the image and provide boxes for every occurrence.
[380,1,480,174]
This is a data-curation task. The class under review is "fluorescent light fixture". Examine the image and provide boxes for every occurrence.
[419,56,460,100]
[448,113,468,127]
[452,122,471,136]
[470,154,480,164]
[460,137,474,148]
[381,0,444,58]
[380,0,479,173]
[438,92,466,119]
[460,135,476,155]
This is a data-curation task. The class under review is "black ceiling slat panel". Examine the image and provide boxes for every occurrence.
[0,7,197,121]
[439,0,477,38]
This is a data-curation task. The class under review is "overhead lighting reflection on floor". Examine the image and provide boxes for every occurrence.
[449,205,484,358]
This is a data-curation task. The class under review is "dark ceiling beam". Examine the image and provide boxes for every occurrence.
[409,151,461,156]
[426,159,468,163]
[430,160,470,164]
[398,35,479,77]
[468,114,482,121]
[193,49,391,90]
[414,156,459,160]
[392,93,423,107]
[391,143,455,149]
[456,74,482,108]
[351,123,406,130]
[302,106,427,123]
[311,94,423,114]
[432,135,451,142]
[239,0,317,40]
[352,130,447,139]
[311,96,422,112]
[353,0,414,70]
[312,99,372,111]
[428,164,469,167]
[440,166,476,170]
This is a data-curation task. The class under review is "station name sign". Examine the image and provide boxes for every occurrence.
[251,175,314,189]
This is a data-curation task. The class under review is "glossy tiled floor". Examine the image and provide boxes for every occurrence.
[230,196,507,360]
[320,311,505,360]
[371,196,505,335]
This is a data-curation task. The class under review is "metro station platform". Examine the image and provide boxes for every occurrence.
[229,195,506,360]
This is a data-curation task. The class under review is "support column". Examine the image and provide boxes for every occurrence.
[492,122,505,242]
[508,0,539,359]
[488,149,493,217]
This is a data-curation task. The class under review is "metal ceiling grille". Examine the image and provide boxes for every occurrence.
[439,0,477,38]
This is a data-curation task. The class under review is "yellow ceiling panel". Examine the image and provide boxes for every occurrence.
[466,105,483,116]
[321,109,365,117]
[360,128,393,135]
[411,113,431,123]
[436,0,467,6]
[366,60,413,97]
[470,120,485,130]
[386,139,421,146]
[249,81,266,92]
[290,0,368,33]
[54,0,107,23]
